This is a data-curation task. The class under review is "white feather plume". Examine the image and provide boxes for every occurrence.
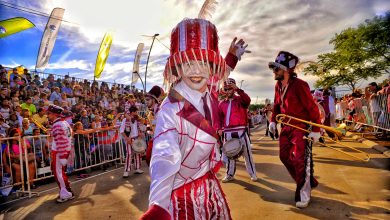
[198,0,218,19]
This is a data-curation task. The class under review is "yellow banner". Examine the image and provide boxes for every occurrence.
[0,17,35,38]
[94,32,113,79]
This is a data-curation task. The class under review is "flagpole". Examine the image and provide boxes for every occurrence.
[144,33,159,93]
[131,69,134,86]
[133,71,144,89]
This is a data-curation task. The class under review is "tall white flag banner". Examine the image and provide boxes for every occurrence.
[132,43,144,85]
[35,8,65,70]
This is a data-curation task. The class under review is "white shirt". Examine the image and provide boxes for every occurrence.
[328,95,336,114]
[370,95,381,113]
[174,81,212,118]
[119,118,139,138]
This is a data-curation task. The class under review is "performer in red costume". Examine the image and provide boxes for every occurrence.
[140,17,249,219]
[268,51,321,208]
[144,85,164,166]
[47,104,74,203]
[219,78,257,182]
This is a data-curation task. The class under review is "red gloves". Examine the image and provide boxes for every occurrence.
[140,204,171,220]
[145,139,153,166]
[225,52,239,70]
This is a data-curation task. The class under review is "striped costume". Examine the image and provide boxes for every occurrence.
[50,118,73,199]
[120,117,142,173]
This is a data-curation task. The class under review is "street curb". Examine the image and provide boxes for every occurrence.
[346,131,389,156]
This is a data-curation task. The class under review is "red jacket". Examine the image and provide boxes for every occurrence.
[271,77,321,132]
[219,89,251,129]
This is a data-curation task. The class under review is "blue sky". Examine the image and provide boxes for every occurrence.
[1,0,389,102]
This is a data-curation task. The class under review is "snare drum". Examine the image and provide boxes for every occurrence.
[132,138,147,154]
[222,138,243,160]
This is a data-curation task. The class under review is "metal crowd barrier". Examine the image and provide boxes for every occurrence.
[335,94,390,134]
[251,115,264,125]
[0,126,154,201]
[0,136,35,198]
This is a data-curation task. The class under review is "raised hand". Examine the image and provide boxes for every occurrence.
[229,37,251,61]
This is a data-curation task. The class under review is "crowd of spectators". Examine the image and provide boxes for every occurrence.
[0,65,148,136]
[0,65,148,189]
[334,78,390,135]
[255,77,390,140]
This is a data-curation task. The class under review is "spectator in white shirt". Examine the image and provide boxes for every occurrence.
[368,82,381,126]
[0,99,11,120]
[49,87,62,102]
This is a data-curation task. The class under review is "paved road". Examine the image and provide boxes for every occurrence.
[1,126,389,220]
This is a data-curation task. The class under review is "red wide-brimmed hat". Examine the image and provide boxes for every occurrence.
[163,18,227,85]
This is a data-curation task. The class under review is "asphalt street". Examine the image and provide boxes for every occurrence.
[1,126,389,220]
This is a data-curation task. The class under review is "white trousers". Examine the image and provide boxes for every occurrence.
[223,129,257,178]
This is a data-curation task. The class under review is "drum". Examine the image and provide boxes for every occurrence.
[132,138,147,154]
[222,138,243,160]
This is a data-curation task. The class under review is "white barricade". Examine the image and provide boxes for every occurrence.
[0,127,128,201]
[82,127,125,170]
[335,94,390,133]
[251,114,264,125]
[0,136,32,197]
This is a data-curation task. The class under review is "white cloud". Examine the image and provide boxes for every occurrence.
[2,60,23,68]
[47,59,92,70]
[11,0,390,100]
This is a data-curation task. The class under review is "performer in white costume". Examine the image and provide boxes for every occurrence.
[120,106,144,177]
[141,17,249,220]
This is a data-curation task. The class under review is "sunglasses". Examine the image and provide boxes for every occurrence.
[271,66,281,72]
[224,88,233,91]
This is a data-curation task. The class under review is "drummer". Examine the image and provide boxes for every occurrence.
[218,78,257,182]
[120,105,144,177]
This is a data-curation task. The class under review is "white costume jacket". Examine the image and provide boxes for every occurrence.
[149,81,231,219]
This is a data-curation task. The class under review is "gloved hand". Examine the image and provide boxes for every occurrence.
[140,204,171,220]
[308,132,321,143]
[269,122,276,134]
[59,159,68,166]
[228,37,251,61]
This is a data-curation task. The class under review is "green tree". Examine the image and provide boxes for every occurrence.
[249,104,264,112]
[304,12,390,90]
